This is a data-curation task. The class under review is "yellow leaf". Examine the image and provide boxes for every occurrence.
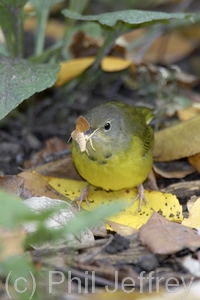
[55,56,133,87]
[188,153,200,172]
[55,57,95,87]
[153,114,200,162]
[101,57,132,72]
[43,176,183,229]
[182,197,200,228]
[177,106,200,121]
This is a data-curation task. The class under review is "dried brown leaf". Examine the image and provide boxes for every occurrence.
[139,211,200,254]
[68,31,103,58]
[0,227,26,261]
[34,155,82,180]
[24,137,70,169]
[143,31,196,65]
[18,171,67,200]
[0,175,24,196]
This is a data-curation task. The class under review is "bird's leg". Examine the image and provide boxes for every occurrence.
[148,169,158,190]
[131,184,148,213]
[71,184,90,210]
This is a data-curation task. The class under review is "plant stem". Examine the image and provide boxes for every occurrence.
[60,0,91,60]
[15,8,24,58]
[65,31,117,93]
[88,31,117,74]
[35,8,49,56]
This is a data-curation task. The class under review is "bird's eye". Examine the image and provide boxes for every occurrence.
[104,122,111,131]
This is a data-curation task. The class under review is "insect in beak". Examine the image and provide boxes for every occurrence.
[70,116,99,156]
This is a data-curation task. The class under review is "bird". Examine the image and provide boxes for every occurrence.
[71,101,154,211]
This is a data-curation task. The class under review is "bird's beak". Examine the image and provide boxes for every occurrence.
[84,128,93,136]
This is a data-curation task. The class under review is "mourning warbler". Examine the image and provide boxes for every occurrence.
[71,101,154,210]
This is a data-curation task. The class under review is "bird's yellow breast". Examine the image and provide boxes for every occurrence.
[72,136,153,191]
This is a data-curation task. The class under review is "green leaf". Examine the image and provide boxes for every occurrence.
[0,254,35,282]
[62,9,190,30]
[0,254,42,300]
[0,43,8,56]
[0,56,60,119]
[0,190,33,228]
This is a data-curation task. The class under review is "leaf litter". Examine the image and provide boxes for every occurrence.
[2,3,200,297]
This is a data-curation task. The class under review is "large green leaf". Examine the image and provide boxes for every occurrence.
[62,9,190,30]
[0,56,60,119]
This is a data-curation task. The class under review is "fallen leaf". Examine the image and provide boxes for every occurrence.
[90,222,107,237]
[24,137,70,169]
[106,220,138,236]
[19,171,68,200]
[68,31,103,58]
[153,114,200,161]
[153,160,195,179]
[34,155,82,180]
[101,57,132,72]
[181,24,200,44]
[186,196,198,213]
[0,227,26,261]
[139,211,200,254]
[177,106,200,121]
[0,175,24,196]
[43,176,183,229]
[69,31,126,59]
[163,180,200,199]
[182,197,200,228]
[188,153,200,172]
[24,196,94,249]
[142,31,196,64]
[55,56,132,86]
[121,28,197,65]
[55,57,95,86]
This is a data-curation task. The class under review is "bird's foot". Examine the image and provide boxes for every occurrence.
[131,184,148,213]
[71,184,90,210]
